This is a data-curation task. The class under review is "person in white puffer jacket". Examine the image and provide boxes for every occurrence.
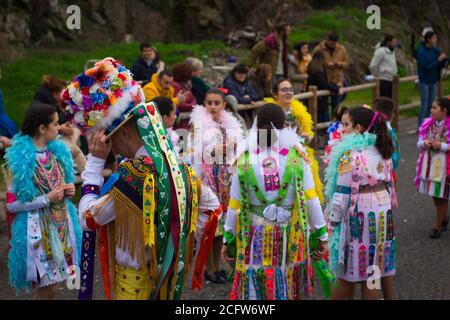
[369,35,398,99]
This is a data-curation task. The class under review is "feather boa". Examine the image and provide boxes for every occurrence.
[5,134,75,202]
[324,133,377,200]
[263,97,314,138]
[414,117,450,188]
[5,134,79,292]
[188,104,245,161]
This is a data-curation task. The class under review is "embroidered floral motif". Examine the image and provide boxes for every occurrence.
[338,150,352,174]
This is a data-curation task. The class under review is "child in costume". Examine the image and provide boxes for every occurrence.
[264,79,324,203]
[372,97,400,300]
[324,106,350,166]
[5,102,81,299]
[374,97,400,171]
[415,97,450,239]
[187,88,245,284]
[222,103,329,300]
[62,58,221,300]
[325,106,397,300]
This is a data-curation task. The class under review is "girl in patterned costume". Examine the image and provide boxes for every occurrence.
[62,58,221,300]
[415,97,450,239]
[6,102,81,299]
[187,88,245,284]
[264,79,324,204]
[222,104,328,300]
[325,107,397,300]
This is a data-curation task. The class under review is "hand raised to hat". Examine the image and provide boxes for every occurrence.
[87,129,112,160]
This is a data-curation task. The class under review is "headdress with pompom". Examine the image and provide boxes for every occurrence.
[61,57,145,137]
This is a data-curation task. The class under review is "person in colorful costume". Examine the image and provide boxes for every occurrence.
[325,107,397,300]
[264,79,324,203]
[222,103,328,300]
[5,102,81,299]
[374,98,400,171]
[186,88,245,284]
[324,106,350,166]
[61,58,220,300]
[415,97,450,239]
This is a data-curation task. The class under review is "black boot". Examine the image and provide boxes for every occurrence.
[430,228,442,239]
[441,219,449,232]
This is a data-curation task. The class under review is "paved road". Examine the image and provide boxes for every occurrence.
[1,116,449,299]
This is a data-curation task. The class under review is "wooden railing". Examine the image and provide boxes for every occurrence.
[234,69,450,147]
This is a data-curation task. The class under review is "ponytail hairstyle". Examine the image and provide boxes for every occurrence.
[348,106,393,159]
[256,103,285,148]
[437,97,450,115]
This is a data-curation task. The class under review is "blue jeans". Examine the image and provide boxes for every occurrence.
[418,82,437,128]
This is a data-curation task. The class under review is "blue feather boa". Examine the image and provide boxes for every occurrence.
[324,133,376,200]
[5,134,80,292]
[5,134,75,202]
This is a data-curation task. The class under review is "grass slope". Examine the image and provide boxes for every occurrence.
[0,40,225,125]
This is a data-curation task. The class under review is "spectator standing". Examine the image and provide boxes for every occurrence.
[416,31,447,128]
[294,42,312,75]
[369,34,399,98]
[307,51,344,122]
[248,22,292,80]
[313,33,349,114]
[248,63,273,99]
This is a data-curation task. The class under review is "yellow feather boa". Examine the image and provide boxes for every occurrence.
[263,97,324,203]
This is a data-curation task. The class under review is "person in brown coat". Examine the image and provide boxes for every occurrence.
[249,63,273,99]
[313,33,349,113]
[247,22,292,80]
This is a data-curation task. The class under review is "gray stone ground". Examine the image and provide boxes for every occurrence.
[1,117,449,300]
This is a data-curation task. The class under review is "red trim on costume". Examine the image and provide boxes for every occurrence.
[6,192,17,250]
[192,205,222,290]
[85,212,97,231]
[97,225,112,300]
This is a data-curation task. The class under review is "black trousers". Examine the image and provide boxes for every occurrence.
[379,79,393,98]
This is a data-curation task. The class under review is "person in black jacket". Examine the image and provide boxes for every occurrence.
[307,51,343,122]
[34,75,68,124]
[130,43,162,86]
[223,64,261,105]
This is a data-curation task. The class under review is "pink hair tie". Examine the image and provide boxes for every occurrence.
[366,111,380,132]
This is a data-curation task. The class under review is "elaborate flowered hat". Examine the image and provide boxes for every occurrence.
[61,57,145,137]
